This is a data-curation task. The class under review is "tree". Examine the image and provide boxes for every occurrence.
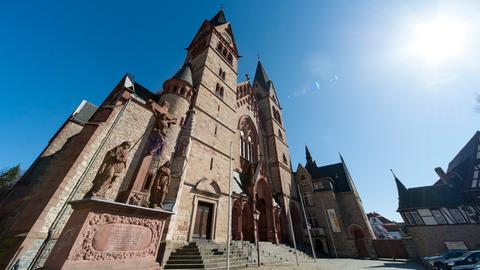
[0,164,21,194]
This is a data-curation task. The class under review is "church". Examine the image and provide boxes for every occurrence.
[0,10,372,269]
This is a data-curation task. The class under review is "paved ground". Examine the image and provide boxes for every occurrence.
[257,258,426,270]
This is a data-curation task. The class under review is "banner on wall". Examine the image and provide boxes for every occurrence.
[327,209,341,232]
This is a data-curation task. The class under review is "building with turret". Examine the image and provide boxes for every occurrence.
[295,147,375,258]
[0,10,306,269]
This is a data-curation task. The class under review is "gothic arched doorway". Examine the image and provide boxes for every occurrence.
[257,198,268,241]
[232,200,242,240]
[242,204,253,242]
[255,179,273,242]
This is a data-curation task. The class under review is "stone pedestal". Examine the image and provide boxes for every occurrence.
[43,198,173,270]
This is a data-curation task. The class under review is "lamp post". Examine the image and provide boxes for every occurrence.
[253,210,261,267]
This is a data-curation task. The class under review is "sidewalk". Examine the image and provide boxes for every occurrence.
[256,258,425,270]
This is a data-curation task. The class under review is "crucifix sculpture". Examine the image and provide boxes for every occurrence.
[146,101,177,156]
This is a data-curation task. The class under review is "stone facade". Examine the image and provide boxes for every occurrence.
[0,10,305,269]
[295,148,375,258]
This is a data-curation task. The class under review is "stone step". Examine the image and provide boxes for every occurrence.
[169,254,203,260]
[164,263,205,269]
[167,260,204,265]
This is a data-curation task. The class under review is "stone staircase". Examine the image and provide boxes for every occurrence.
[164,240,255,269]
[243,241,315,266]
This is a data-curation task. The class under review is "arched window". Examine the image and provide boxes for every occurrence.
[217,42,222,51]
[227,53,233,64]
[219,87,224,98]
[278,129,283,140]
[272,106,282,124]
[238,117,258,163]
[180,87,186,95]
[215,83,220,96]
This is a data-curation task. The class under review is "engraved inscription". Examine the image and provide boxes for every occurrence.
[92,223,152,252]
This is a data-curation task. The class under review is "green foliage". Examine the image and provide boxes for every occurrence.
[0,164,21,191]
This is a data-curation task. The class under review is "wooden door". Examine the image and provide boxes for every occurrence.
[193,202,213,239]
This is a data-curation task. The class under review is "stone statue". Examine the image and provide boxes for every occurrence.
[149,161,171,208]
[152,103,176,137]
[146,127,165,156]
[145,101,176,156]
[128,193,145,206]
[86,141,131,198]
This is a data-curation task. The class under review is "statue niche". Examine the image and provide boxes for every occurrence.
[86,141,132,199]
[149,161,171,209]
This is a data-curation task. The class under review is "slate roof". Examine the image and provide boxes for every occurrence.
[444,131,480,189]
[302,146,353,193]
[134,82,159,103]
[254,61,271,90]
[71,100,97,124]
[395,177,466,210]
[395,131,480,211]
[210,10,227,26]
[172,63,193,86]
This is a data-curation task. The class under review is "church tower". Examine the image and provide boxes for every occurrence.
[253,61,297,241]
[167,9,240,242]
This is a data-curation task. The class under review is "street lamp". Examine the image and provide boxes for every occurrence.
[253,210,261,267]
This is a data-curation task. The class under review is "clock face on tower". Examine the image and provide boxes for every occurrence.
[222,32,231,44]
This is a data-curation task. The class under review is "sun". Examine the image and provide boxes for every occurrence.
[410,17,468,65]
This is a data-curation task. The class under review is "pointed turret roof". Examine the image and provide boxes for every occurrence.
[172,63,193,86]
[254,61,271,90]
[304,145,316,173]
[305,145,312,161]
[392,170,408,196]
[210,9,227,26]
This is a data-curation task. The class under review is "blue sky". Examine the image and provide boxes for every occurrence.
[1,0,479,221]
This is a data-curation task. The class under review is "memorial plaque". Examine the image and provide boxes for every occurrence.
[92,223,152,252]
[44,199,173,270]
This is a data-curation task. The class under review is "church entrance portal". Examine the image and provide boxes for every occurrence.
[193,201,214,239]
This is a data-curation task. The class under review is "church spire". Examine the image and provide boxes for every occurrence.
[210,9,228,26]
[391,169,408,195]
[305,145,316,172]
[254,61,271,90]
[305,145,312,161]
